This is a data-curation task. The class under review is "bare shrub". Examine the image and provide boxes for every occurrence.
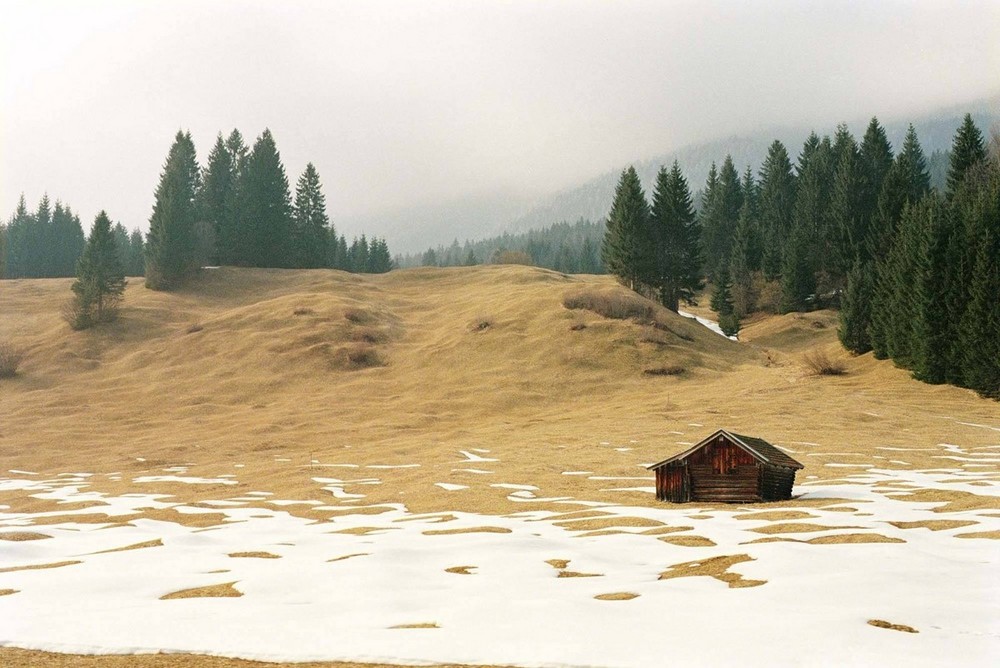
[469,316,494,332]
[562,288,655,321]
[0,341,25,379]
[61,298,93,331]
[186,323,204,334]
[351,327,389,344]
[643,365,686,376]
[293,307,315,316]
[753,276,783,314]
[333,344,385,369]
[343,307,374,324]
[803,350,847,376]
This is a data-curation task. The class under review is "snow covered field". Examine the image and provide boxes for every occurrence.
[1,464,998,667]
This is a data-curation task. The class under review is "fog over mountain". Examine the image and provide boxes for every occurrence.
[3,1,998,250]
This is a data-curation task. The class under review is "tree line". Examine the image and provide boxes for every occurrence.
[397,218,604,274]
[603,114,999,398]
[145,129,391,290]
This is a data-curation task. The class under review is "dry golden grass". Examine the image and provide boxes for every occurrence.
[160,582,243,600]
[554,516,663,531]
[0,531,51,541]
[0,266,995,523]
[802,349,848,376]
[0,589,18,596]
[545,559,570,569]
[735,511,818,522]
[422,526,511,535]
[557,570,602,578]
[90,539,162,554]
[390,622,439,629]
[444,565,476,575]
[657,535,717,547]
[868,619,919,633]
[594,592,639,600]
[326,553,369,562]
[658,554,766,588]
[888,520,979,531]
[0,560,81,574]
[228,551,281,559]
[955,530,1000,539]
[749,522,866,534]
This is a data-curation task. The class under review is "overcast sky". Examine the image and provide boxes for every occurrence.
[3,0,998,234]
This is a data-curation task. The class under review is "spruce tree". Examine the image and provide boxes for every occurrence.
[127,228,145,276]
[700,155,741,280]
[839,261,874,353]
[858,117,894,250]
[910,195,951,383]
[602,166,653,290]
[650,162,702,311]
[946,114,987,200]
[238,129,294,267]
[145,130,200,290]
[70,211,126,328]
[757,140,797,279]
[780,224,816,313]
[368,238,393,273]
[199,133,235,264]
[827,136,865,281]
[292,163,330,268]
[710,264,735,315]
[50,201,86,277]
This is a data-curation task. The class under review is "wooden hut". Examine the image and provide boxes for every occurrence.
[647,429,803,503]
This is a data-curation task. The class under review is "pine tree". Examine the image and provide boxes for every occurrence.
[602,166,653,290]
[126,228,145,276]
[910,195,951,383]
[238,129,294,267]
[700,155,741,280]
[839,260,875,353]
[368,238,393,273]
[50,201,86,277]
[650,162,703,311]
[199,133,235,264]
[292,163,330,268]
[222,129,250,264]
[858,117,894,256]
[145,130,200,290]
[946,114,987,200]
[780,224,816,313]
[70,211,126,328]
[710,264,735,316]
[757,141,797,279]
[827,135,865,281]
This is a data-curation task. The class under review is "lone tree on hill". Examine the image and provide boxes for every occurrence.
[650,162,702,311]
[292,162,330,268]
[602,165,653,290]
[145,130,200,290]
[69,211,126,329]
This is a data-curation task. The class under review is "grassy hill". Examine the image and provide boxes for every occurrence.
[1,266,997,518]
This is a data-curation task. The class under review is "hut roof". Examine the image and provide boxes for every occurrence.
[647,429,804,470]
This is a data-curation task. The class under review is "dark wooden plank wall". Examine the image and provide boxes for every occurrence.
[689,463,760,502]
[655,465,690,502]
[760,465,796,501]
[686,438,757,473]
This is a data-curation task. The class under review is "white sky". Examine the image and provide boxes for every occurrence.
[2,0,998,232]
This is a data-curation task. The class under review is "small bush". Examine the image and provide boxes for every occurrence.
[186,323,204,334]
[643,365,686,376]
[293,307,315,316]
[333,344,385,369]
[469,316,494,332]
[343,307,374,324]
[803,350,847,376]
[61,298,93,331]
[569,322,587,331]
[351,327,389,344]
[562,288,655,322]
[0,341,25,379]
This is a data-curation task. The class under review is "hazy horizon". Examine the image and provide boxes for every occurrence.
[3,0,998,240]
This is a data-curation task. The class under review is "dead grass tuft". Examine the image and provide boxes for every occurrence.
[563,288,655,321]
[643,365,687,376]
[469,316,494,332]
[0,589,18,597]
[803,349,847,376]
[350,327,389,344]
[160,582,242,600]
[444,565,477,575]
[569,322,587,331]
[228,551,281,559]
[0,341,25,379]
[185,323,204,334]
[343,307,374,324]
[0,531,51,541]
[594,592,639,601]
[332,344,385,369]
[868,619,918,633]
[292,307,314,316]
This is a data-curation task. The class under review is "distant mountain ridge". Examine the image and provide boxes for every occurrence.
[342,95,998,253]
[508,96,999,233]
